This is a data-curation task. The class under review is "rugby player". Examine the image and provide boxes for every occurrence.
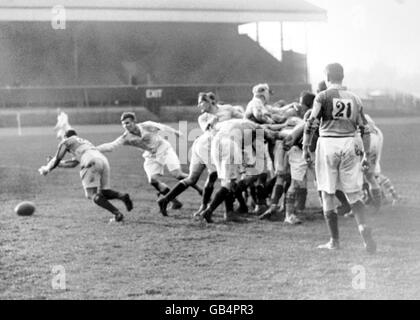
[303,63,377,253]
[199,119,271,223]
[38,129,132,222]
[96,112,202,213]
[157,92,244,216]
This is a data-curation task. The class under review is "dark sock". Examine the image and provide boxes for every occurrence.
[271,184,284,206]
[285,193,296,216]
[295,188,308,211]
[265,177,277,199]
[224,191,235,213]
[93,193,120,215]
[202,184,214,207]
[163,182,188,203]
[324,210,339,241]
[102,189,125,200]
[235,188,248,209]
[256,184,267,205]
[284,176,291,194]
[151,180,170,195]
[208,187,230,212]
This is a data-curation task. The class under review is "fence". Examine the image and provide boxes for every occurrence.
[0,83,311,113]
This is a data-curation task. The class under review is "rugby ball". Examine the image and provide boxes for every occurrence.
[14,201,36,216]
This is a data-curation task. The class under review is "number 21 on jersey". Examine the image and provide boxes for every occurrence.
[332,98,353,119]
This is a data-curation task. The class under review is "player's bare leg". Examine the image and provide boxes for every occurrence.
[86,188,124,222]
[158,164,205,216]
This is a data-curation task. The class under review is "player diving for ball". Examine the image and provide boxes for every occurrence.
[96,112,202,213]
[157,92,244,217]
[38,129,133,223]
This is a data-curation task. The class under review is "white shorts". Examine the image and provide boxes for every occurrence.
[79,150,111,196]
[243,143,271,176]
[288,146,308,182]
[273,140,290,176]
[190,133,217,173]
[143,140,181,181]
[211,135,242,183]
[315,136,363,194]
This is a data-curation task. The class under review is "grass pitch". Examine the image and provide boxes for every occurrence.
[1,119,420,300]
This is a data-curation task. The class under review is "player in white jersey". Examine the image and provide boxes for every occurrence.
[96,112,202,213]
[360,114,400,209]
[199,119,272,223]
[258,92,317,223]
[38,129,133,222]
[157,92,244,216]
[243,83,278,215]
[303,63,376,253]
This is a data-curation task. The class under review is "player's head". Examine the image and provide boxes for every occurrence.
[252,83,273,103]
[299,91,316,108]
[120,112,137,133]
[325,63,344,84]
[317,80,328,93]
[197,92,217,113]
[64,129,77,138]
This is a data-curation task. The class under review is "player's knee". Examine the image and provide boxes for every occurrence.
[347,191,365,205]
[85,187,97,200]
[92,193,103,204]
[182,175,199,186]
[149,176,160,186]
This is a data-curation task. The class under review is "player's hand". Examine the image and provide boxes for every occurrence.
[283,134,294,150]
[361,154,370,173]
[302,147,313,165]
[38,166,49,176]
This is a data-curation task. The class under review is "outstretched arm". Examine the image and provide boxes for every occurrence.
[96,135,125,153]
[38,142,68,175]
[45,156,79,168]
[141,121,182,136]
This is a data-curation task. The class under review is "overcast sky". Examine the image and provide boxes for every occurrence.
[305,0,420,92]
[243,0,420,94]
